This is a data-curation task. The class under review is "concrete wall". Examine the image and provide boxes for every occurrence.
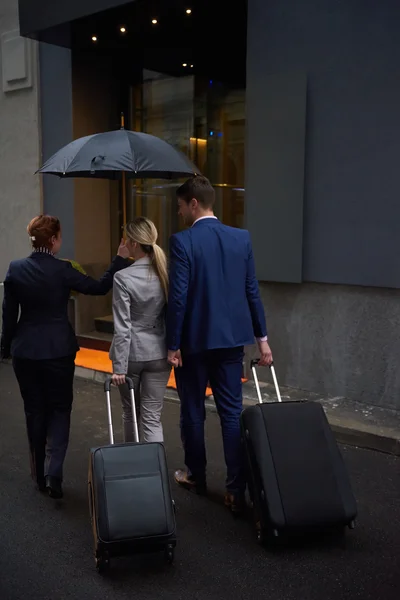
[246,0,400,410]
[253,282,400,411]
[245,68,306,283]
[0,0,41,280]
[247,0,400,289]
[39,43,75,259]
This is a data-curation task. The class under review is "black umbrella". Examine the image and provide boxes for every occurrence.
[37,121,200,226]
[37,129,199,180]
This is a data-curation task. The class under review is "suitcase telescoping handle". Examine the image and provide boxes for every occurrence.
[250,359,282,404]
[104,376,139,445]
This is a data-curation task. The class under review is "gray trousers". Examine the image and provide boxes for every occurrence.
[119,359,171,443]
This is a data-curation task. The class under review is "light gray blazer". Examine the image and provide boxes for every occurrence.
[109,257,167,374]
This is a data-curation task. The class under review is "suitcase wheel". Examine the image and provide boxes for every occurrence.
[164,544,175,565]
[256,522,279,545]
[256,522,266,545]
[96,554,110,575]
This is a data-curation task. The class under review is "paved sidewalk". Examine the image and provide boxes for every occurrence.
[0,363,399,600]
[74,363,400,456]
[207,379,400,456]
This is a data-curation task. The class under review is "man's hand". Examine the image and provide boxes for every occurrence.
[117,238,130,259]
[112,373,126,386]
[257,340,273,367]
[168,349,182,368]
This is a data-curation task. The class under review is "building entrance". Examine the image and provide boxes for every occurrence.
[67,0,247,351]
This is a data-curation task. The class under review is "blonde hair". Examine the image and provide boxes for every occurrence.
[125,217,169,299]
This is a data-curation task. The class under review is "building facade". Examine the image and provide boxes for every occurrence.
[0,0,41,273]
[1,0,399,409]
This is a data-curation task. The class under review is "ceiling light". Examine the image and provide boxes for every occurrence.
[91,36,97,42]
[186,9,192,14]
[120,26,126,33]
[190,64,194,68]
[152,19,158,24]
[182,63,187,67]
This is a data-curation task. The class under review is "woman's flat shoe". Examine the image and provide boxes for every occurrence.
[45,476,63,499]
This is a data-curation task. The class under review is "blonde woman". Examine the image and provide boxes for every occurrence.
[110,217,170,443]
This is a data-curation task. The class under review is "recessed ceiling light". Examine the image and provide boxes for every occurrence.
[152,19,158,24]
[120,26,126,33]
[186,9,192,14]
[182,63,187,67]
[91,36,97,42]
[190,64,194,68]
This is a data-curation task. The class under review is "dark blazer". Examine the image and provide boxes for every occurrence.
[166,217,267,354]
[1,251,127,360]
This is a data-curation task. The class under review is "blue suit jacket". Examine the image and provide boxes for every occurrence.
[166,218,267,354]
[1,252,127,360]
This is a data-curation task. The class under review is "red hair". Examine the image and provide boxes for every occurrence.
[27,215,61,249]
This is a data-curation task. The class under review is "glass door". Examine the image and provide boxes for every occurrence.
[118,70,247,256]
[126,69,195,253]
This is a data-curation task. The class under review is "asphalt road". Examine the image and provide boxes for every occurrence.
[0,364,399,600]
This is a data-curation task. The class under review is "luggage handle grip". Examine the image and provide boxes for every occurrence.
[251,358,274,369]
[104,376,134,393]
[250,359,282,404]
[104,376,139,445]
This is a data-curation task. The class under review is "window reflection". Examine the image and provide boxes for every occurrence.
[127,70,246,251]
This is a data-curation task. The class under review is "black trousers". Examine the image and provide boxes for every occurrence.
[13,355,76,483]
[175,347,245,493]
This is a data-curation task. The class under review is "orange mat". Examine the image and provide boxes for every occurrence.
[76,348,112,373]
[75,348,247,397]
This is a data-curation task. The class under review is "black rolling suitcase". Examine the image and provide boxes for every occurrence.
[241,360,357,543]
[88,376,176,573]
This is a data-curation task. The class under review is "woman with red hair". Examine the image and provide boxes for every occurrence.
[0,214,129,499]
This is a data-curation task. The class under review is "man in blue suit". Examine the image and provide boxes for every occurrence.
[167,176,273,514]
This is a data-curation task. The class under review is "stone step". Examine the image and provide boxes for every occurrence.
[94,314,114,335]
[77,330,112,352]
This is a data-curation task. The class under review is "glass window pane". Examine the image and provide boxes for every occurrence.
[125,70,246,255]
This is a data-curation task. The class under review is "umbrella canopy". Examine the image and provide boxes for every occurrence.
[37,129,200,179]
